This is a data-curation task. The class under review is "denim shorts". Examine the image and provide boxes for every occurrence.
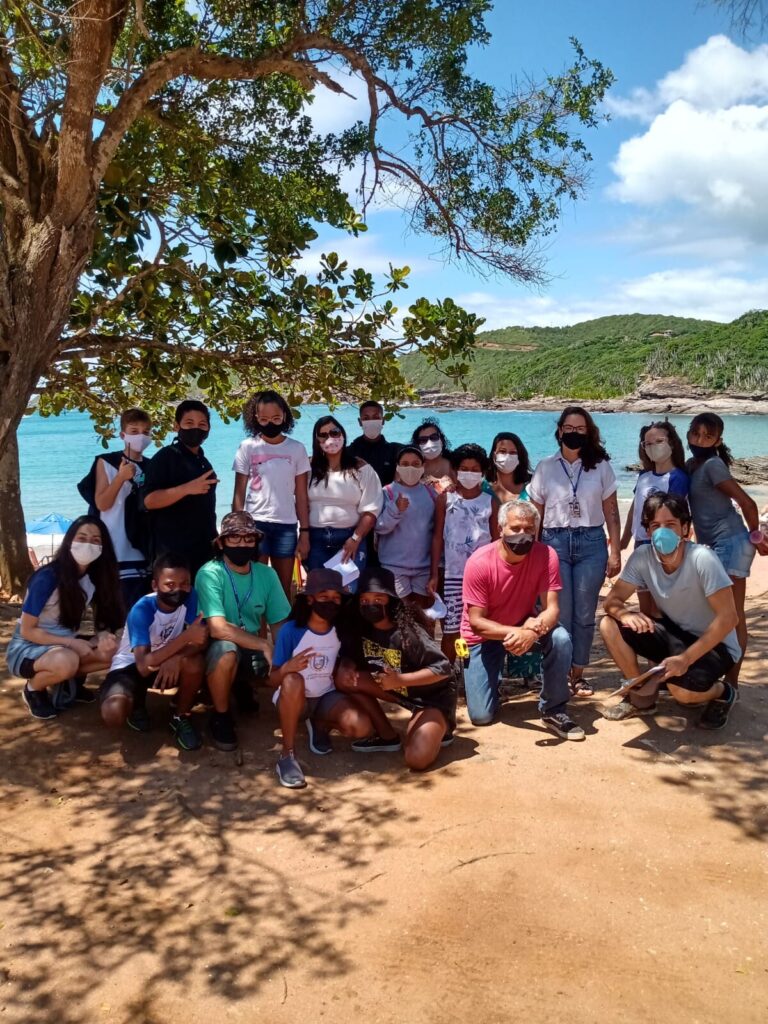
[711,530,755,579]
[254,520,298,559]
[5,622,75,678]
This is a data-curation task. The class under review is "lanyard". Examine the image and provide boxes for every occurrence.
[558,458,583,498]
[223,563,253,628]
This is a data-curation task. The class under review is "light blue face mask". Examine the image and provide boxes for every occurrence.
[651,526,681,556]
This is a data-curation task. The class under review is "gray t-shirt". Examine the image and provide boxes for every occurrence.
[686,456,744,545]
[621,542,740,661]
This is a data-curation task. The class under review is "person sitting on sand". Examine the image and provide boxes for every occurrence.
[100,553,209,749]
[460,498,584,740]
[600,493,740,730]
[7,516,122,720]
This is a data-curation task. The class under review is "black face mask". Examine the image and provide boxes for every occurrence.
[560,431,587,452]
[160,589,188,609]
[360,602,387,624]
[223,545,258,566]
[259,422,285,439]
[503,534,535,556]
[312,600,340,622]
[178,426,209,448]
[689,442,717,461]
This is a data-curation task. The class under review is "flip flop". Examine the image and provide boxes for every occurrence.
[569,675,594,698]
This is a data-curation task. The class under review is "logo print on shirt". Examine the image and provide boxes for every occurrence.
[249,451,293,492]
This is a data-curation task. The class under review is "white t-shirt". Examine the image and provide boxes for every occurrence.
[444,491,494,577]
[232,436,310,523]
[109,591,198,672]
[529,453,617,529]
[271,621,340,701]
[99,458,146,568]
[308,463,383,528]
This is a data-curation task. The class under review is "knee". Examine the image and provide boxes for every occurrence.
[405,743,437,772]
[667,684,703,705]
[599,615,618,641]
[180,652,205,675]
[550,626,573,654]
[281,672,306,697]
[101,694,131,728]
[47,648,80,681]
[468,710,494,727]
[345,711,373,739]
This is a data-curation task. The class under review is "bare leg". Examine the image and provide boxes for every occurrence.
[404,707,447,771]
[599,616,643,681]
[207,651,238,713]
[441,631,458,663]
[726,576,747,687]
[176,653,206,715]
[27,648,79,691]
[318,698,373,739]
[667,680,724,705]
[277,672,306,754]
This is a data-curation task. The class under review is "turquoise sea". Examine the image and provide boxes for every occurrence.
[17,406,768,524]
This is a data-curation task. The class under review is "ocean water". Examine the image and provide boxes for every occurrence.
[16,406,768,524]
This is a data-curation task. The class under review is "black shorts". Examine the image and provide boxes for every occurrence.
[618,614,735,693]
[100,664,156,703]
[399,681,457,732]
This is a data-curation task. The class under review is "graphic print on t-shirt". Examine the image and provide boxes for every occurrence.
[248,450,293,492]
[361,637,407,697]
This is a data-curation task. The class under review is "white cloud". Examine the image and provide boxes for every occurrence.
[296,231,435,276]
[303,68,364,135]
[457,268,768,330]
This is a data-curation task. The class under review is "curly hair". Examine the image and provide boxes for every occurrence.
[688,412,733,466]
[555,406,610,472]
[242,389,294,437]
[410,417,451,455]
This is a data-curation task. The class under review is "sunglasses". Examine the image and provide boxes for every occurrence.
[418,432,441,443]
[317,428,343,440]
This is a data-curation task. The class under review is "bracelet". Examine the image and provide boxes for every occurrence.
[351,533,361,543]
[749,530,764,545]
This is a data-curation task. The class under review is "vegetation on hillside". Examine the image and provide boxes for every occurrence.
[400,311,768,399]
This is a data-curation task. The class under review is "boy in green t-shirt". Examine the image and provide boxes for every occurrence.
[195,511,290,751]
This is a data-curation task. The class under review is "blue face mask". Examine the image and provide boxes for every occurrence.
[651,526,682,556]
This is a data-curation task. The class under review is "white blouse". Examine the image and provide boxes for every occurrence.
[528,453,617,529]
[308,463,383,529]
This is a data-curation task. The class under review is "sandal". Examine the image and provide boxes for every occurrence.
[569,672,594,698]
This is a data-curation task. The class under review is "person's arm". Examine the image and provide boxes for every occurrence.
[602,577,656,632]
[140,614,209,673]
[232,472,248,512]
[205,614,275,652]
[374,489,403,536]
[466,604,538,654]
[377,664,450,689]
[620,498,635,551]
[660,587,738,680]
[715,477,768,554]
[489,497,501,540]
[602,490,622,577]
[295,471,310,560]
[522,588,560,637]
[144,470,217,510]
[375,626,451,689]
[18,612,93,656]
[95,457,135,512]
[530,499,544,538]
[428,493,447,593]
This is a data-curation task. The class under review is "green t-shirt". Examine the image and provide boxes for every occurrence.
[194,559,291,633]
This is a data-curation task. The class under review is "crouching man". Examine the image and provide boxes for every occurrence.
[600,493,739,729]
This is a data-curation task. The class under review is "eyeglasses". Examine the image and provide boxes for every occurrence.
[317,428,343,440]
[225,534,258,544]
[418,432,441,443]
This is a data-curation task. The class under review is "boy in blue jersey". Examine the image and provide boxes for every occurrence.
[269,568,374,789]
[100,554,209,749]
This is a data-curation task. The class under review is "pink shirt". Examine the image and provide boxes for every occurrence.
[460,541,562,644]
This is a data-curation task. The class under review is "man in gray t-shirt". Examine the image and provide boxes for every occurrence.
[599,493,740,730]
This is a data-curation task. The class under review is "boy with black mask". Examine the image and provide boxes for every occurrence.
[142,400,219,578]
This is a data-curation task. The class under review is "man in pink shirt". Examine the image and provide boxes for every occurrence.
[461,499,585,740]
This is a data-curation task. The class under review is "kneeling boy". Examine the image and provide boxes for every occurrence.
[100,554,209,749]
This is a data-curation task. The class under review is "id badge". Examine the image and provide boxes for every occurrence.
[569,499,581,518]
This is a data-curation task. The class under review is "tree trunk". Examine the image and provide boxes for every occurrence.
[0,433,31,599]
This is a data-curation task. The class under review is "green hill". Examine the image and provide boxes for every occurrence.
[400,311,768,400]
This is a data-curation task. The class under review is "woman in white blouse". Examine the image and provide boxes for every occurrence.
[528,406,621,696]
[306,416,383,589]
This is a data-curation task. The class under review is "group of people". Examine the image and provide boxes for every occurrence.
[6,391,766,788]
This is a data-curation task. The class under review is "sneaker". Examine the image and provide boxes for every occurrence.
[276,752,307,789]
[351,734,402,753]
[441,731,455,748]
[21,683,58,721]
[542,711,586,741]
[697,684,736,731]
[209,711,238,751]
[127,707,151,733]
[170,714,202,751]
[73,677,96,703]
[602,700,657,721]
[306,718,333,755]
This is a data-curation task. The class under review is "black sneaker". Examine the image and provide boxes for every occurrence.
[73,677,96,703]
[170,714,202,751]
[209,711,238,751]
[441,731,455,748]
[127,707,151,733]
[697,684,736,731]
[306,718,333,755]
[351,734,402,753]
[21,683,58,721]
[542,711,585,741]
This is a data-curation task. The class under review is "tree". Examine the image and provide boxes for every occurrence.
[0,1,613,594]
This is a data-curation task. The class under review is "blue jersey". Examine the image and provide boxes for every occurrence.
[109,591,198,671]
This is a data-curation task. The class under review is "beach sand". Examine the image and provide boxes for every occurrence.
[0,564,767,1024]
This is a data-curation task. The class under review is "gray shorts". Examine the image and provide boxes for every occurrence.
[205,639,269,679]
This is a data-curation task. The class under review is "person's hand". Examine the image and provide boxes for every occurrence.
[395,493,410,513]
[606,552,621,577]
[95,632,118,660]
[296,533,310,561]
[502,627,537,655]
[373,664,404,690]
[283,649,313,675]
[185,613,208,647]
[426,575,438,597]
[618,610,655,633]
[620,535,631,552]
[69,637,95,659]
[335,664,359,689]
[660,653,690,680]
[341,535,360,563]
[155,655,181,691]
[522,617,547,636]
[117,458,136,483]
[184,470,219,496]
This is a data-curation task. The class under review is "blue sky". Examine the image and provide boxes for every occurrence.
[302,1,768,329]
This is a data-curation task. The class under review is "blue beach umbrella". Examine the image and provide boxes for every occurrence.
[26,512,73,535]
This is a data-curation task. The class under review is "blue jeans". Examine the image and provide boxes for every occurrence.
[542,526,607,668]
[306,526,367,592]
[464,626,572,725]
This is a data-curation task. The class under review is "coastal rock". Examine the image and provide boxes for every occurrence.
[625,456,768,486]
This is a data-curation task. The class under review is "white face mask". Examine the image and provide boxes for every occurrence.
[457,470,484,489]
[494,453,519,474]
[398,465,424,486]
[122,433,152,454]
[418,439,442,459]
[361,419,383,440]
[645,441,672,464]
[321,436,344,455]
[70,541,102,566]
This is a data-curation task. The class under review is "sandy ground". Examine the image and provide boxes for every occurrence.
[1,564,767,1024]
